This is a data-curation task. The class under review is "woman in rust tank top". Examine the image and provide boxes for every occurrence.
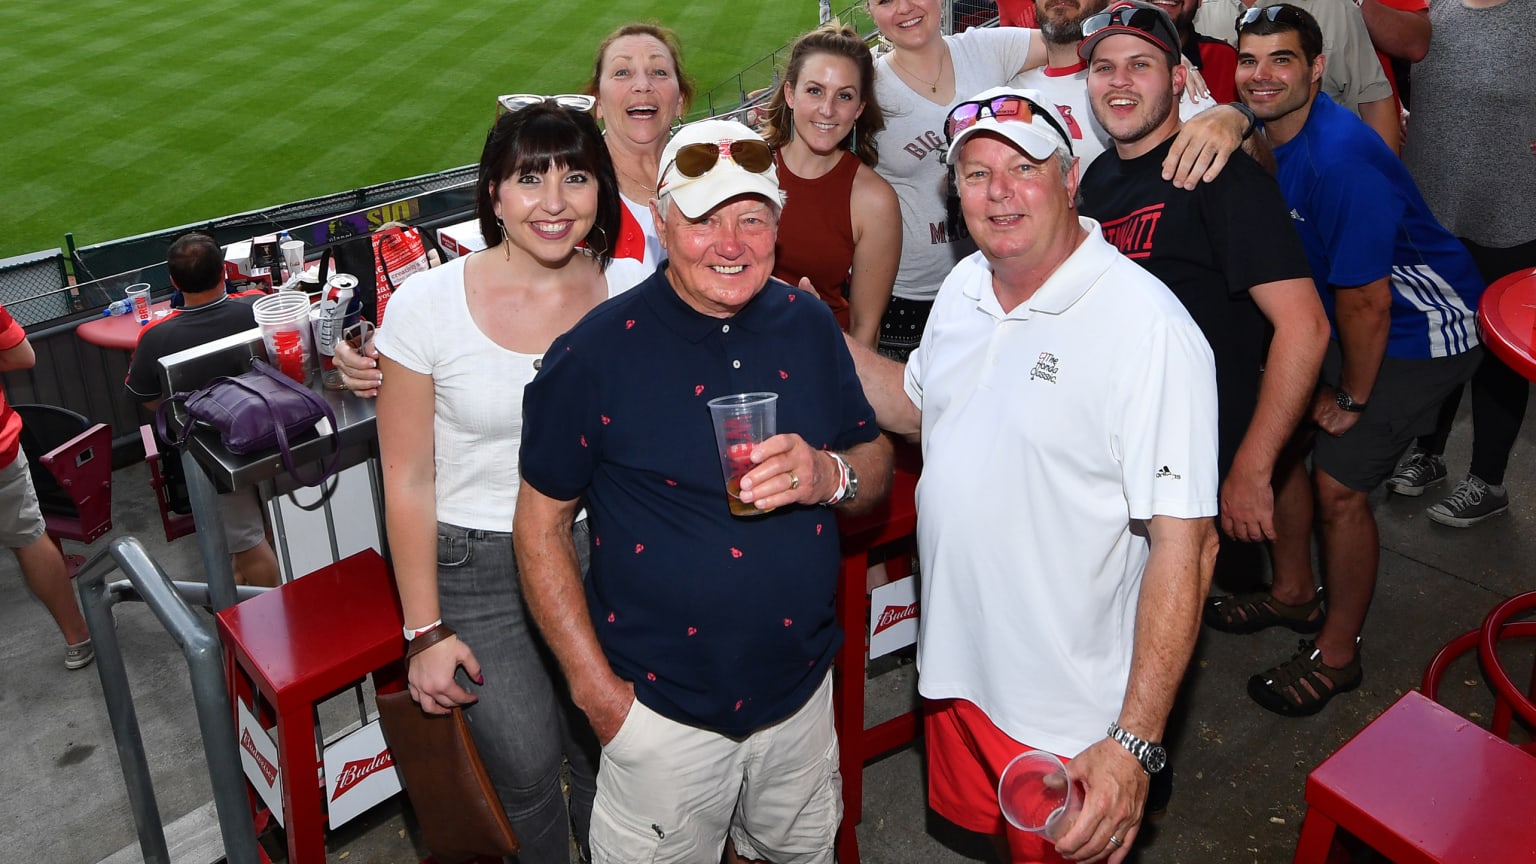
[760,24,901,349]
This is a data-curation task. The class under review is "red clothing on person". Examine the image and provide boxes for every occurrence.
[0,303,26,466]
[996,0,1038,28]
[1374,0,1427,112]
[772,150,860,331]
[1188,35,1239,105]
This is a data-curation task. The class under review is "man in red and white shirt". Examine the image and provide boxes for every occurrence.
[0,302,94,670]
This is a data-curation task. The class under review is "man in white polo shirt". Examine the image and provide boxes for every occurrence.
[849,87,1219,863]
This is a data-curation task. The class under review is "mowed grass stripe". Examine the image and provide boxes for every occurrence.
[4,1,810,259]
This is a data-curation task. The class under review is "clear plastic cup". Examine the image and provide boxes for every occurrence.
[125,283,152,326]
[706,392,778,517]
[252,291,316,384]
[998,750,1075,838]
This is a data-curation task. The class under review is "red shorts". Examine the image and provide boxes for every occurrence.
[924,698,1071,864]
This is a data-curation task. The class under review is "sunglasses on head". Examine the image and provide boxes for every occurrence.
[944,95,1073,154]
[1080,5,1174,48]
[497,93,597,114]
[667,139,775,179]
[1236,4,1303,30]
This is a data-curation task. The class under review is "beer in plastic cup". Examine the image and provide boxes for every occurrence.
[126,283,152,326]
[707,392,778,517]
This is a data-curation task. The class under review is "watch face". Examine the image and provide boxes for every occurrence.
[1145,745,1168,774]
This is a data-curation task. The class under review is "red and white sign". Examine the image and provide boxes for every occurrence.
[236,699,284,827]
[437,219,487,260]
[323,719,401,828]
[869,575,919,659]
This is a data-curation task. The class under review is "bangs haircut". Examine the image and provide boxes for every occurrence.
[476,102,622,268]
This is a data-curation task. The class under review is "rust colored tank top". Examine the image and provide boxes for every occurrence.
[772,150,859,331]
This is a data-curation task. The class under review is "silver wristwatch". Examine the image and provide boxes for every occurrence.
[1107,722,1167,775]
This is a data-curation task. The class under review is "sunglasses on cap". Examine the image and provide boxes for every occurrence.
[497,93,597,114]
[1080,4,1176,51]
[1235,4,1305,30]
[666,139,775,179]
[944,95,1073,152]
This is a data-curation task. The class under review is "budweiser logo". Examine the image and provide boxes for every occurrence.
[241,729,278,786]
[873,602,919,635]
[330,748,394,801]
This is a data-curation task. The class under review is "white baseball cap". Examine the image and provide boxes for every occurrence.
[944,87,1074,164]
[657,118,784,219]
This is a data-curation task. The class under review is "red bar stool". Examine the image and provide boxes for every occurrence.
[1292,590,1536,864]
[833,460,921,864]
[215,549,405,864]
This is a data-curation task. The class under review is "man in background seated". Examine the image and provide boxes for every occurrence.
[1,301,94,670]
[126,232,280,588]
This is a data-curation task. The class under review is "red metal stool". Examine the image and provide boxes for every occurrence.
[833,461,921,864]
[1292,591,1536,864]
[215,549,405,864]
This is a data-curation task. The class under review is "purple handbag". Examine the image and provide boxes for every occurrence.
[155,359,341,487]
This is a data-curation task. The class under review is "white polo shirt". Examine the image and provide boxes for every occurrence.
[905,218,1218,757]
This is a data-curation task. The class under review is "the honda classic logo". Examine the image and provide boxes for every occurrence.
[330,748,394,801]
[241,729,278,786]
[873,602,919,636]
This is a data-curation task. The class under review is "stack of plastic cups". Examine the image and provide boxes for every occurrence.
[252,292,316,384]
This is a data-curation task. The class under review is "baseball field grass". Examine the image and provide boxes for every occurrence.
[0,0,816,260]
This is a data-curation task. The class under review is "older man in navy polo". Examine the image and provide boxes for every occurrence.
[514,118,893,864]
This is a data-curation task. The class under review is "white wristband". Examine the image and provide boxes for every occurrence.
[404,619,442,641]
[824,452,851,506]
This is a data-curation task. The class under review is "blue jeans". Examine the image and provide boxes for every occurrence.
[437,519,599,864]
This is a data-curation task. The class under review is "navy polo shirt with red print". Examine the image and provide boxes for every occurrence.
[521,265,879,737]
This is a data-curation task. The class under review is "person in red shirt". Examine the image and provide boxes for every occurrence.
[1162,0,1242,104]
[0,302,94,669]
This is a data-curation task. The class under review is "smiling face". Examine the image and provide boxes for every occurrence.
[491,165,598,268]
[1087,33,1184,156]
[654,195,779,318]
[955,133,1079,269]
[785,52,866,156]
[595,34,686,149]
[1147,0,1198,31]
[867,0,942,52]
[1236,30,1323,142]
[1036,0,1110,46]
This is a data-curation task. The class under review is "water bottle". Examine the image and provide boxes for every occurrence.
[102,299,133,317]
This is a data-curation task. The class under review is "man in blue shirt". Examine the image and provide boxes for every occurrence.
[514,119,892,864]
[1216,4,1482,717]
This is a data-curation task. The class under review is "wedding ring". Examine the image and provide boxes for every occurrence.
[1108,835,1124,848]
[790,473,800,490]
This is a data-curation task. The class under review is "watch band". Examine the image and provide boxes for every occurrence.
[405,623,457,660]
[404,618,442,641]
[1335,390,1368,413]
[1107,721,1166,774]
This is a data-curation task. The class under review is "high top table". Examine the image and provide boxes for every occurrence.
[1478,267,1536,382]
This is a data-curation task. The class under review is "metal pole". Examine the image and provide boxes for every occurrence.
[182,448,237,610]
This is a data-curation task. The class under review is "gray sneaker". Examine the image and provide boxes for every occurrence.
[1427,476,1509,527]
[1386,448,1447,497]
[65,639,95,671]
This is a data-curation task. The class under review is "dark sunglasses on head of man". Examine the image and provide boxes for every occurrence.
[666,139,775,180]
[1235,4,1305,31]
[944,94,1074,155]
[1080,4,1177,54]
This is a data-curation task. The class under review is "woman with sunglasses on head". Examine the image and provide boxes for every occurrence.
[584,22,695,269]
[759,23,901,350]
[374,101,647,864]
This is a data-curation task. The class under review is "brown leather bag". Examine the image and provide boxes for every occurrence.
[375,626,518,863]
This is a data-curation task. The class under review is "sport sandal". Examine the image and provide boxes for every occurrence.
[1247,639,1361,717]
[1203,586,1324,635]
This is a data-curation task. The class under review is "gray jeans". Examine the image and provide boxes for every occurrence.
[437,519,598,863]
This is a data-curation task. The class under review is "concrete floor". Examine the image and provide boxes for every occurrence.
[2,390,1532,864]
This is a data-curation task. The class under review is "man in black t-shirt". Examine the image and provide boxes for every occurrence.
[126,233,279,587]
[1078,3,1329,545]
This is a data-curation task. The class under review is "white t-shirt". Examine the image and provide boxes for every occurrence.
[874,27,1037,303]
[1011,61,1216,173]
[904,219,1218,756]
[374,254,649,530]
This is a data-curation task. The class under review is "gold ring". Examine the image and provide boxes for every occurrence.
[790,473,800,490]
[1108,835,1123,848]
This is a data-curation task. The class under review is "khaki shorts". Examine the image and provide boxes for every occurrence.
[1,451,49,549]
[217,487,268,554]
[591,672,841,864]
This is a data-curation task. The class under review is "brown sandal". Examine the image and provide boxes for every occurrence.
[1204,587,1324,635]
[1247,639,1362,717]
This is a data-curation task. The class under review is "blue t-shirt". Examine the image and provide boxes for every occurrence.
[520,266,880,737]
[1273,93,1483,360]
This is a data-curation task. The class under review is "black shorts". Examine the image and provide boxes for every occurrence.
[1312,342,1481,491]
[878,296,934,362]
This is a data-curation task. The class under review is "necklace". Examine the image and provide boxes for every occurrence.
[614,162,657,201]
[891,49,947,94]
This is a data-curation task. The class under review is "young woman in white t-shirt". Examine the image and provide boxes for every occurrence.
[373,100,643,864]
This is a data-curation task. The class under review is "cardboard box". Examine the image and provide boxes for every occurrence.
[438,220,487,260]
